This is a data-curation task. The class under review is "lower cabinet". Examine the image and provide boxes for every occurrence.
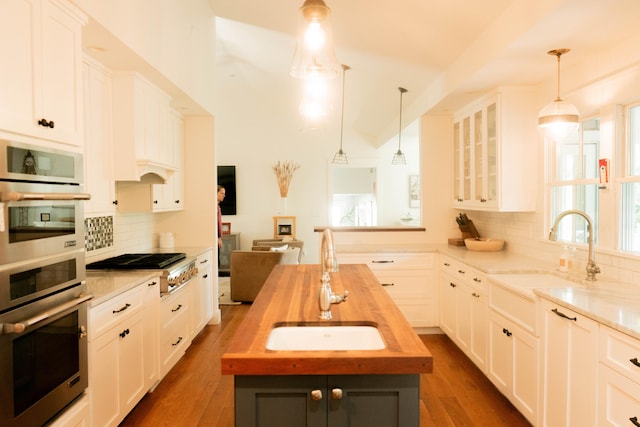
[191,249,214,337]
[88,281,152,427]
[337,252,436,327]
[234,374,419,427]
[540,298,598,427]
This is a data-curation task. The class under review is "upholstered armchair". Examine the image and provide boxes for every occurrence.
[230,247,300,302]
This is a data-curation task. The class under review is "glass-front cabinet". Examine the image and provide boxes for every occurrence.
[452,87,537,212]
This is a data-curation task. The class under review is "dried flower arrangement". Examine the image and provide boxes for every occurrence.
[272,160,300,197]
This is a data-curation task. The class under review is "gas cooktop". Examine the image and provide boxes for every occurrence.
[86,253,187,270]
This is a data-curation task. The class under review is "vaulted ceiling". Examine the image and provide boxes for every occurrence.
[212,0,640,146]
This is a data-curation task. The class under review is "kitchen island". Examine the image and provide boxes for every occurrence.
[221,263,432,426]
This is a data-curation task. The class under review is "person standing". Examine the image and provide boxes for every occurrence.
[217,185,225,265]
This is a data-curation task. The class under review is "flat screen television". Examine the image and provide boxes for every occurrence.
[217,165,237,215]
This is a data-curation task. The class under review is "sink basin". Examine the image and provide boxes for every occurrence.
[266,324,385,351]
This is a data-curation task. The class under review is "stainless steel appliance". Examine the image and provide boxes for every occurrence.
[0,140,89,265]
[0,252,90,427]
[87,253,198,294]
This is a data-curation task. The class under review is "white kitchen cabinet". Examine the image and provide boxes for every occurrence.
[487,288,538,425]
[160,282,192,378]
[0,0,85,147]
[540,298,598,427]
[439,256,488,372]
[337,252,436,327]
[111,71,174,183]
[452,87,537,212]
[152,109,185,212]
[599,325,640,426]
[88,282,149,427]
[82,56,116,215]
[191,250,214,337]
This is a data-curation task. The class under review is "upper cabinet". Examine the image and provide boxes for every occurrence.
[111,72,175,182]
[0,0,86,147]
[83,56,116,215]
[453,87,537,212]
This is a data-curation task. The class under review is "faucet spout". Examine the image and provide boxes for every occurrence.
[318,229,348,319]
[549,209,601,281]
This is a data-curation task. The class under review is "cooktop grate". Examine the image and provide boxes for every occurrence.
[86,253,187,270]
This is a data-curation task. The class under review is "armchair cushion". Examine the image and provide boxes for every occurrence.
[230,247,300,302]
[252,239,304,263]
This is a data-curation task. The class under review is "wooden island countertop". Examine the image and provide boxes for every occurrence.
[221,264,433,375]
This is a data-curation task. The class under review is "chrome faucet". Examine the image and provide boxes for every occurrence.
[549,209,601,281]
[319,229,348,319]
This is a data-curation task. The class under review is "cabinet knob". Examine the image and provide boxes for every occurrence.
[310,389,323,401]
[38,118,54,128]
[153,200,158,204]
[472,292,480,298]
[331,388,343,400]
[449,282,457,288]
[175,200,180,204]
[112,200,118,205]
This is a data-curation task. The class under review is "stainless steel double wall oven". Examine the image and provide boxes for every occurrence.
[0,140,91,427]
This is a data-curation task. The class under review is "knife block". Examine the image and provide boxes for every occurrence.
[458,220,480,238]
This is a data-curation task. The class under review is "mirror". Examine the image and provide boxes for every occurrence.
[328,120,421,227]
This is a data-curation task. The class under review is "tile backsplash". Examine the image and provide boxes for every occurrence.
[84,216,114,252]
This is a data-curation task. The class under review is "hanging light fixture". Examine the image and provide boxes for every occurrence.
[392,87,408,166]
[538,48,579,140]
[290,0,340,80]
[332,64,350,164]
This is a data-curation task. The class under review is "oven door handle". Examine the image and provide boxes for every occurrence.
[1,191,92,202]
[1,293,93,335]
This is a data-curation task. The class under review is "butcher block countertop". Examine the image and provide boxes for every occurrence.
[221,264,433,376]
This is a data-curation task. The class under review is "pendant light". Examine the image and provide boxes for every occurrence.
[392,87,408,166]
[332,64,350,164]
[538,48,579,140]
[290,0,339,81]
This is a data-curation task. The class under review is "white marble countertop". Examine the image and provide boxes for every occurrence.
[85,246,213,307]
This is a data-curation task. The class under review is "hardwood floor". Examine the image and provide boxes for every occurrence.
[120,304,531,426]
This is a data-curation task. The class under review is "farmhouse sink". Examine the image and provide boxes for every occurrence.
[265,324,385,351]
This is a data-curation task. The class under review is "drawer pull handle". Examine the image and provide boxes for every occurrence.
[443,262,450,266]
[371,260,394,264]
[200,259,209,264]
[113,303,131,314]
[630,358,640,369]
[381,283,394,287]
[148,281,157,287]
[631,416,640,427]
[458,269,465,274]
[203,274,209,279]
[172,304,183,313]
[472,292,480,298]
[551,308,577,321]
[449,282,457,288]
[473,277,482,283]
[502,328,512,337]
[119,328,130,338]
[172,336,183,346]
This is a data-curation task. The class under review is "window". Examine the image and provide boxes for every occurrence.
[548,118,600,244]
[620,103,640,253]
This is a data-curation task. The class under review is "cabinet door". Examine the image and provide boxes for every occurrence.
[143,278,160,390]
[39,0,84,145]
[541,300,598,427]
[468,287,488,372]
[118,311,146,416]
[511,322,537,424]
[439,273,457,338]
[89,328,120,427]
[328,374,419,427]
[598,364,640,426]
[487,312,512,395]
[235,375,327,427]
[198,251,214,324]
[83,57,116,215]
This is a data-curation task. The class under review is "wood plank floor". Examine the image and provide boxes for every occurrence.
[121,304,531,426]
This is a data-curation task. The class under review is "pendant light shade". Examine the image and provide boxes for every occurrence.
[290,0,340,80]
[392,87,408,166]
[332,64,350,164]
[538,48,579,140]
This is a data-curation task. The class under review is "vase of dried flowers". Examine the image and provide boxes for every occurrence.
[273,161,300,215]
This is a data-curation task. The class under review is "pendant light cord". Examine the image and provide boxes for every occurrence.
[398,87,408,150]
[339,65,350,151]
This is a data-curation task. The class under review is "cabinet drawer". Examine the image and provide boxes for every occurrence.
[160,284,190,326]
[440,255,487,289]
[489,281,536,335]
[339,252,433,271]
[89,285,144,339]
[375,270,430,299]
[600,325,640,384]
[598,363,640,426]
[160,306,190,376]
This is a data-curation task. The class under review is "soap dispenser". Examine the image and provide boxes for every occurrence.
[559,245,570,272]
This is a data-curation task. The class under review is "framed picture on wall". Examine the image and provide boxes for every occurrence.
[273,216,296,239]
[409,175,420,208]
[222,222,231,234]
